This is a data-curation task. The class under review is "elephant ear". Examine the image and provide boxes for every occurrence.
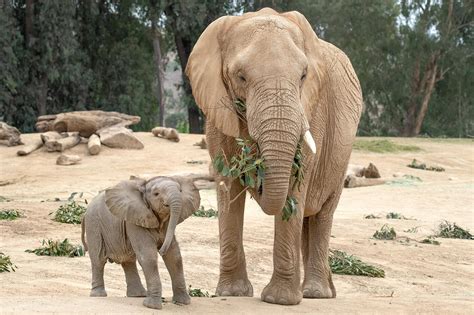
[185,16,240,138]
[105,180,160,229]
[172,176,201,224]
[281,11,324,120]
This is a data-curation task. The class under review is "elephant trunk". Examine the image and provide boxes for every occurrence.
[247,78,303,216]
[158,193,182,256]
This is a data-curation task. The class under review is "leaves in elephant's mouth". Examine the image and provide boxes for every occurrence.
[233,98,246,119]
[291,142,305,192]
[213,138,265,193]
[282,196,298,221]
[212,125,305,222]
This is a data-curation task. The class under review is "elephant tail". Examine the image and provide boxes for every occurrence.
[81,216,88,252]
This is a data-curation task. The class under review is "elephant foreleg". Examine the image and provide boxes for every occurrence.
[216,178,253,297]
[128,226,162,310]
[161,237,190,305]
[122,260,147,297]
[261,203,304,305]
[302,192,340,299]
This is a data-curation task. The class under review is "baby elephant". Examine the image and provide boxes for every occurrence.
[81,176,200,310]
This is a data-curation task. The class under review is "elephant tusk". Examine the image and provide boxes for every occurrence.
[304,130,317,154]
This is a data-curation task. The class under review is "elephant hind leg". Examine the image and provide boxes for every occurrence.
[90,257,107,297]
[122,260,147,297]
[301,192,340,299]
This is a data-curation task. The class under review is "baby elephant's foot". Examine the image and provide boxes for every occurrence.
[90,287,107,297]
[127,285,147,297]
[143,296,162,310]
[173,290,191,305]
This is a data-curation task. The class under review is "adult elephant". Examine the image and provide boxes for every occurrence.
[186,8,362,305]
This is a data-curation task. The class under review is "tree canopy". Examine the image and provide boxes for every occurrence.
[0,0,472,137]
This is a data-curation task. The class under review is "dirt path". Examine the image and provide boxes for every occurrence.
[1,134,473,314]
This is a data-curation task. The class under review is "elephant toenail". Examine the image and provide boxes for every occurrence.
[265,295,275,303]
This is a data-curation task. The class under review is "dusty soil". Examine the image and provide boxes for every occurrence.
[1,133,473,314]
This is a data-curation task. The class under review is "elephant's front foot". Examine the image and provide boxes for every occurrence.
[90,286,107,297]
[173,290,191,305]
[302,278,336,299]
[143,296,162,310]
[126,285,147,297]
[261,277,302,305]
[216,276,253,297]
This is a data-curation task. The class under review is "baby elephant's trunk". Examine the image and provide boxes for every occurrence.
[158,194,181,256]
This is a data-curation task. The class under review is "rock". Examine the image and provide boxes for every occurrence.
[36,110,141,138]
[151,127,180,142]
[56,154,81,166]
[0,122,23,146]
[98,126,144,150]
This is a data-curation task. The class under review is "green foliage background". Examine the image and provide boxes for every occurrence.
[0,0,472,137]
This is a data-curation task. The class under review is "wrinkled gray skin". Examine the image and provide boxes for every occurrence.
[81,176,200,310]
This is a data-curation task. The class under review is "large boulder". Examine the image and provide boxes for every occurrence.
[0,122,23,146]
[98,126,144,150]
[36,110,141,138]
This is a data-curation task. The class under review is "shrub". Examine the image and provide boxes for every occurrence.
[51,201,86,224]
[0,252,17,272]
[188,285,210,297]
[0,209,23,220]
[373,224,397,240]
[329,250,385,278]
[193,206,218,218]
[25,239,85,257]
[436,221,473,240]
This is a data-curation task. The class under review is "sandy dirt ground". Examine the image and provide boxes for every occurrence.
[0,133,473,314]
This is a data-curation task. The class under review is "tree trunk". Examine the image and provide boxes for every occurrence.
[37,74,48,116]
[150,2,165,127]
[165,4,204,134]
[25,0,34,47]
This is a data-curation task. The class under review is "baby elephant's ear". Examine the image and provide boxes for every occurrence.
[172,176,201,223]
[105,180,160,229]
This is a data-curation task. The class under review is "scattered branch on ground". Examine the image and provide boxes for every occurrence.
[0,252,17,272]
[193,206,218,218]
[386,212,410,220]
[364,214,381,219]
[188,285,210,297]
[329,249,385,278]
[420,237,441,245]
[436,221,473,240]
[353,139,421,153]
[404,226,420,233]
[373,224,397,240]
[0,196,12,202]
[25,239,85,257]
[0,209,23,220]
[407,159,445,172]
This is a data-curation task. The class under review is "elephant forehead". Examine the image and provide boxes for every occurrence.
[228,15,304,47]
[148,178,179,192]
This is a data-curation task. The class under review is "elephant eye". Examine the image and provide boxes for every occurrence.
[301,68,308,81]
[154,192,159,196]
[238,73,246,82]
